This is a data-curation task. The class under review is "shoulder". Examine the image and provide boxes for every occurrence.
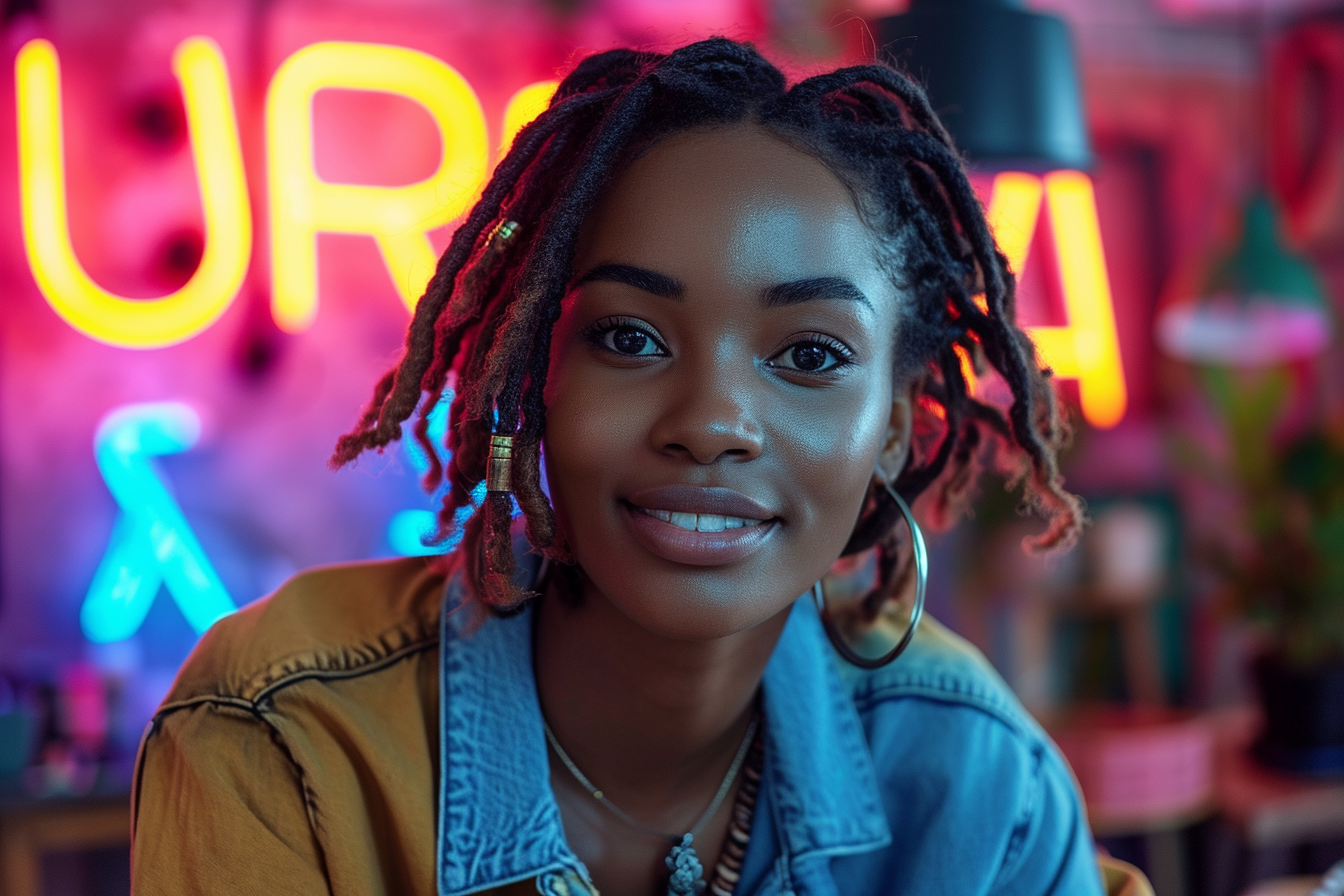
[158,555,449,710]
[834,617,1101,891]
[839,613,1068,819]
[842,613,1042,740]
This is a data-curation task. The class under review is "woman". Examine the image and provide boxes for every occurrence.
[131,38,1146,896]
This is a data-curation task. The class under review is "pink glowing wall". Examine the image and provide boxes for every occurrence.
[0,0,771,680]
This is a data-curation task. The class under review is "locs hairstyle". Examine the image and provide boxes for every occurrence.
[331,38,1085,611]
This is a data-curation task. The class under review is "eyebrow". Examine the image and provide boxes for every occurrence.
[576,264,872,310]
[576,263,684,299]
[762,277,873,310]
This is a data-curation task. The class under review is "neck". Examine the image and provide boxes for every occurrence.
[533,571,789,822]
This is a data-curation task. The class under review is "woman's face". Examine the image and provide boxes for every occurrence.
[543,122,911,640]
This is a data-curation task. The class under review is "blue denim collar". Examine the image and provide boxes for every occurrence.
[437,575,891,896]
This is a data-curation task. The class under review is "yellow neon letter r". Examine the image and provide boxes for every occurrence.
[16,37,251,349]
[498,80,558,160]
[266,41,488,332]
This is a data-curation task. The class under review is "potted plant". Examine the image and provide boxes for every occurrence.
[1180,365,1344,776]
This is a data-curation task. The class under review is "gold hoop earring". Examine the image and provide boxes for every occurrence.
[812,480,927,669]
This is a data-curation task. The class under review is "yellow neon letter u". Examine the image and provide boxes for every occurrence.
[16,38,251,349]
[266,42,488,332]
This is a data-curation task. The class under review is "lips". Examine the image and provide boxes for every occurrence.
[622,485,780,566]
[625,485,778,521]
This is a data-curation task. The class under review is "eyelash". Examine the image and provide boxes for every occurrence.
[766,333,855,375]
[582,318,855,375]
[583,316,668,357]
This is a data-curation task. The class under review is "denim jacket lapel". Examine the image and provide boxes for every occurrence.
[757,598,892,890]
[438,568,890,896]
[438,569,593,896]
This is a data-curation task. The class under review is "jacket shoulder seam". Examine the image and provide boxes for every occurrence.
[156,633,439,713]
[851,681,1035,738]
[254,631,440,703]
[134,696,333,892]
[252,707,336,891]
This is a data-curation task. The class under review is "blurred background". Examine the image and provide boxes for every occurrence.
[0,0,1341,893]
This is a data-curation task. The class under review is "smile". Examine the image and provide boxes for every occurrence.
[635,508,765,532]
[620,489,780,567]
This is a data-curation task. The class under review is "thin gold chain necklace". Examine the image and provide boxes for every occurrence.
[542,714,760,896]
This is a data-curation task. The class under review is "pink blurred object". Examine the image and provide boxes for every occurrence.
[1156,296,1332,366]
[1154,0,1325,17]
[1051,707,1215,832]
[597,0,766,41]
[1269,22,1344,251]
[58,662,108,752]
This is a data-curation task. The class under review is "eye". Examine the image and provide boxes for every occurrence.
[586,316,668,357]
[768,335,853,374]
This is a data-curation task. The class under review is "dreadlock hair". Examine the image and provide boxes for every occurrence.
[331,36,1085,612]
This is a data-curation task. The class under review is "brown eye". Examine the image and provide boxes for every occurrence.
[612,327,650,355]
[587,317,667,357]
[790,343,827,371]
[768,335,852,374]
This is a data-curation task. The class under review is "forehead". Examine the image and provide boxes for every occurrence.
[575,124,889,292]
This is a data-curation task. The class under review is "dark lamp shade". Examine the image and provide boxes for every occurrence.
[1156,195,1333,366]
[874,0,1092,172]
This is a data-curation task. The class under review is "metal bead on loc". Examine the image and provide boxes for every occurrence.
[487,434,513,494]
[489,219,520,250]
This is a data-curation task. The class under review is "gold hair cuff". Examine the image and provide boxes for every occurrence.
[487,434,514,493]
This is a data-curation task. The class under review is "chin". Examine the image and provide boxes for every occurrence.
[588,559,804,642]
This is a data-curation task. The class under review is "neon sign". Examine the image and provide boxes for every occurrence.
[16,37,251,350]
[267,42,490,332]
[386,392,495,557]
[984,171,1126,429]
[15,36,1122,426]
[81,402,236,643]
[15,36,554,346]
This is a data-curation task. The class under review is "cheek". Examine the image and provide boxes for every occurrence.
[541,354,649,523]
[775,382,893,525]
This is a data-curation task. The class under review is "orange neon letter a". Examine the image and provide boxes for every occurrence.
[985,171,1127,429]
[16,38,251,349]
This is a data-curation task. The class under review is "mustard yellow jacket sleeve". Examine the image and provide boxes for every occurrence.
[129,557,447,896]
[132,701,329,895]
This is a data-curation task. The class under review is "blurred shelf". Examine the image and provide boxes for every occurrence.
[0,783,131,896]
[1213,708,1344,850]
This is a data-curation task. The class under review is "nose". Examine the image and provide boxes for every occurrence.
[649,360,764,465]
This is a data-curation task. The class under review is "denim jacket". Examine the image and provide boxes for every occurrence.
[439,562,1106,896]
[132,553,1125,896]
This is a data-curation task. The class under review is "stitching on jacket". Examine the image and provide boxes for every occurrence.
[996,741,1045,882]
[850,682,1029,738]
[255,707,336,891]
[252,634,439,704]
[993,743,1054,890]
[133,699,337,892]
[153,634,439,715]
[242,620,438,697]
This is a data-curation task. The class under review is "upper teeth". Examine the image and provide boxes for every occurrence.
[642,508,764,532]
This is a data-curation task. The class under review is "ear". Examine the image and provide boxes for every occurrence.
[874,386,913,485]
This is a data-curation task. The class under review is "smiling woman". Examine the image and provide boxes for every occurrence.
[129,37,1147,896]
[544,126,910,642]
